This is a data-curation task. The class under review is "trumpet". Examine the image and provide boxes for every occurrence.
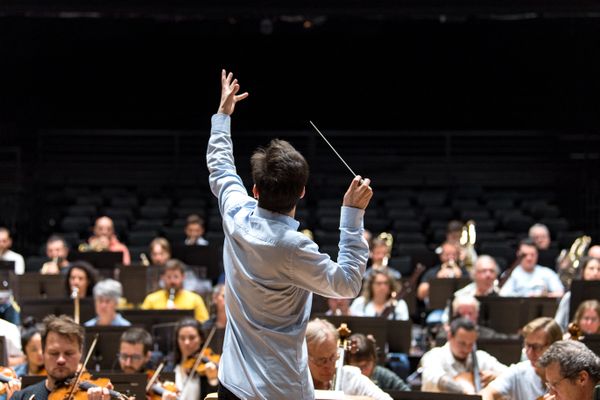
[557,235,591,289]
[376,232,394,267]
[459,220,477,271]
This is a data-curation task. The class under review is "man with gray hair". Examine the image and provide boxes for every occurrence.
[84,279,131,326]
[538,340,600,400]
[529,223,552,251]
[454,255,500,298]
[306,318,392,399]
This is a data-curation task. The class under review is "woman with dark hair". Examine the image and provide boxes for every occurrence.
[64,261,98,299]
[555,256,600,331]
[172,318,218,400]
[14,320,44,377]
[349,270,409,320]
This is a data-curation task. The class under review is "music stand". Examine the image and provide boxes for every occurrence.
[85,326,137,371]
[204,327,225,355]
[477,297,558,334]
[95,372,147,400]
[117,265,163,305]
[20,375,46,388]
[69,251,123,278]
[477,337,523,366]
[569,280,600,321]
[0,337,8,366]
[582,334,600,357]
[386,391,481,400]
[11,273,65,301]
[20,298,95,323]
[385,320,412,353]
[428,278,471,310]
[151,322,177,357]
[121,309,195,333]
[171,244,222,282]
[0,261,15,281]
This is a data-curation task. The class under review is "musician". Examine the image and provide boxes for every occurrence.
[207,70,372,400]
[0,227,24,275]
[529,223,552,251]
[0,317,24,367]
[10,315,111,400]
[325,298,352,316]
[453,255,500,298]
[555,256,600,331]
[349,270,409,320]
[538,340,600,400]
[417,242,466,302]
[364,236,401,280]
[201,284,226,331]
[184,215,208,246]
[149,238,171,267]
[170,318,217,400]
[40,234,70,274]
[84,279,131,327]
[588,245,600,258]
[306,319,392,399]
[118,328,177,400]
[64,261,98,299]
[87,216,130,265]
[14,324,44,377]
[499,239,564,298]
[421,318,507,394]
[567,300,600,337]
[480,317,563,400]
[141,259,209,323]
[345,333,410,392]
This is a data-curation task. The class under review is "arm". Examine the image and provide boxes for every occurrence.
[206,70,249,215]
[479,385,503,400]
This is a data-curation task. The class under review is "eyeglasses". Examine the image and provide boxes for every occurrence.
[117,353,144,362]
[309,353,339,367]
[545,376,569,392]
[524,342,547,353]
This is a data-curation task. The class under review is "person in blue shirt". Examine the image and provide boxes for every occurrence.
[207,70,373,400]
[84,279,131,327]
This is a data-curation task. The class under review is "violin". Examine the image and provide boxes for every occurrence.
[182,348,220,377]
[146,364,179,400]
[0,366,19,395]
[48,371,131,400]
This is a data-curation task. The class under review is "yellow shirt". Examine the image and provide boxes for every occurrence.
[141,289,209,323]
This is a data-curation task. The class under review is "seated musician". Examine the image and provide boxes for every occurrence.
[325,298,352,316]
[349,270,409,320]
[564,299,600,339]
[40,234,71,275]
[420,318,507,394]
[453,255,500,298]
[149,238,171,267]
[201,284,226,331]
[84,279,131,327]
[306,318,393,400]
[363,236,400,281]
[345,333,410,392]
[118,328,176,400]
[14,323,44,377]
[141,259,209,323]
[417,242,467,303]
[538,340,600,400]
[167,318,217,400]
[64,261,98,299]
[499,238,564,298]
[480,317,563,400]
[10,315,111,400]
[87,216,130,265]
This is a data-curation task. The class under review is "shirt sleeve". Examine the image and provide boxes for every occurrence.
[288,207,368,299]
[545,269,564,294]
[194,294,209,323]
[420,348,446,391]
[14,254,24,275]
[488,363,516,396]
[393,300,409,321]
[342,366,393,400]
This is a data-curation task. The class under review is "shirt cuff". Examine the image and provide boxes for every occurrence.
[340,206,365,229]
[211,113,231,132]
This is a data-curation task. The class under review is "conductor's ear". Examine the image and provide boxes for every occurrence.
[252,185,259,199]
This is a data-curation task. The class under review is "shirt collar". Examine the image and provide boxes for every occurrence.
[254,207,300,230]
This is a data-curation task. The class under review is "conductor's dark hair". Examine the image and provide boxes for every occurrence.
[251,139,309,214]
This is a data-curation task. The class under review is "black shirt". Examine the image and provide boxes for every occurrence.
[11,380,50,400]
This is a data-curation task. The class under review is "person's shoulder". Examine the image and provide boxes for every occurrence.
[12,380,47,400]
[144,290,164,301]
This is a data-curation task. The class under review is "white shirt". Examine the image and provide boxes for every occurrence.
[499,265,564,297]
[421,342,507,392]
[0,250,24,275]
[488,360,546,399]
[175,364,201,400]
[349,296,409,320]
[0,318,23,356]
[339,365,393,400]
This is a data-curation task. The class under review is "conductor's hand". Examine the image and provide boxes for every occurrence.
[342,176,373,210]
[218,69,249,116]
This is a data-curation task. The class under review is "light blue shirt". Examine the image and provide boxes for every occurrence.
[207,113,368,400]
[499,265,564,297]
[83,313,131,327]
[349,296,410,320]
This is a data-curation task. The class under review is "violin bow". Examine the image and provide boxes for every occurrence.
[181,326,218,392]
[145,362,165,393]
[65,334,99,400]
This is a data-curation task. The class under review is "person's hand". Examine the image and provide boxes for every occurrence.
[5,378,21,400]
[479,370,496,387]
[342,176,373,210]
[86,384,112,400]
[218,69,249,116]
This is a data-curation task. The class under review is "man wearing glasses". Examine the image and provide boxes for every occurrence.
[306,318,392,399]
[538,340,600,400]
[480,317,563,400]
[118,328,177,400]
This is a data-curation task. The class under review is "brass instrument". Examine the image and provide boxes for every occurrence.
[376,232,394,267]
[140,253,150,267]
[166,288,176,309]
[557,235,591,289]
[78,236,110,252]
[460,220,477,271]
[71,287,80,324]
